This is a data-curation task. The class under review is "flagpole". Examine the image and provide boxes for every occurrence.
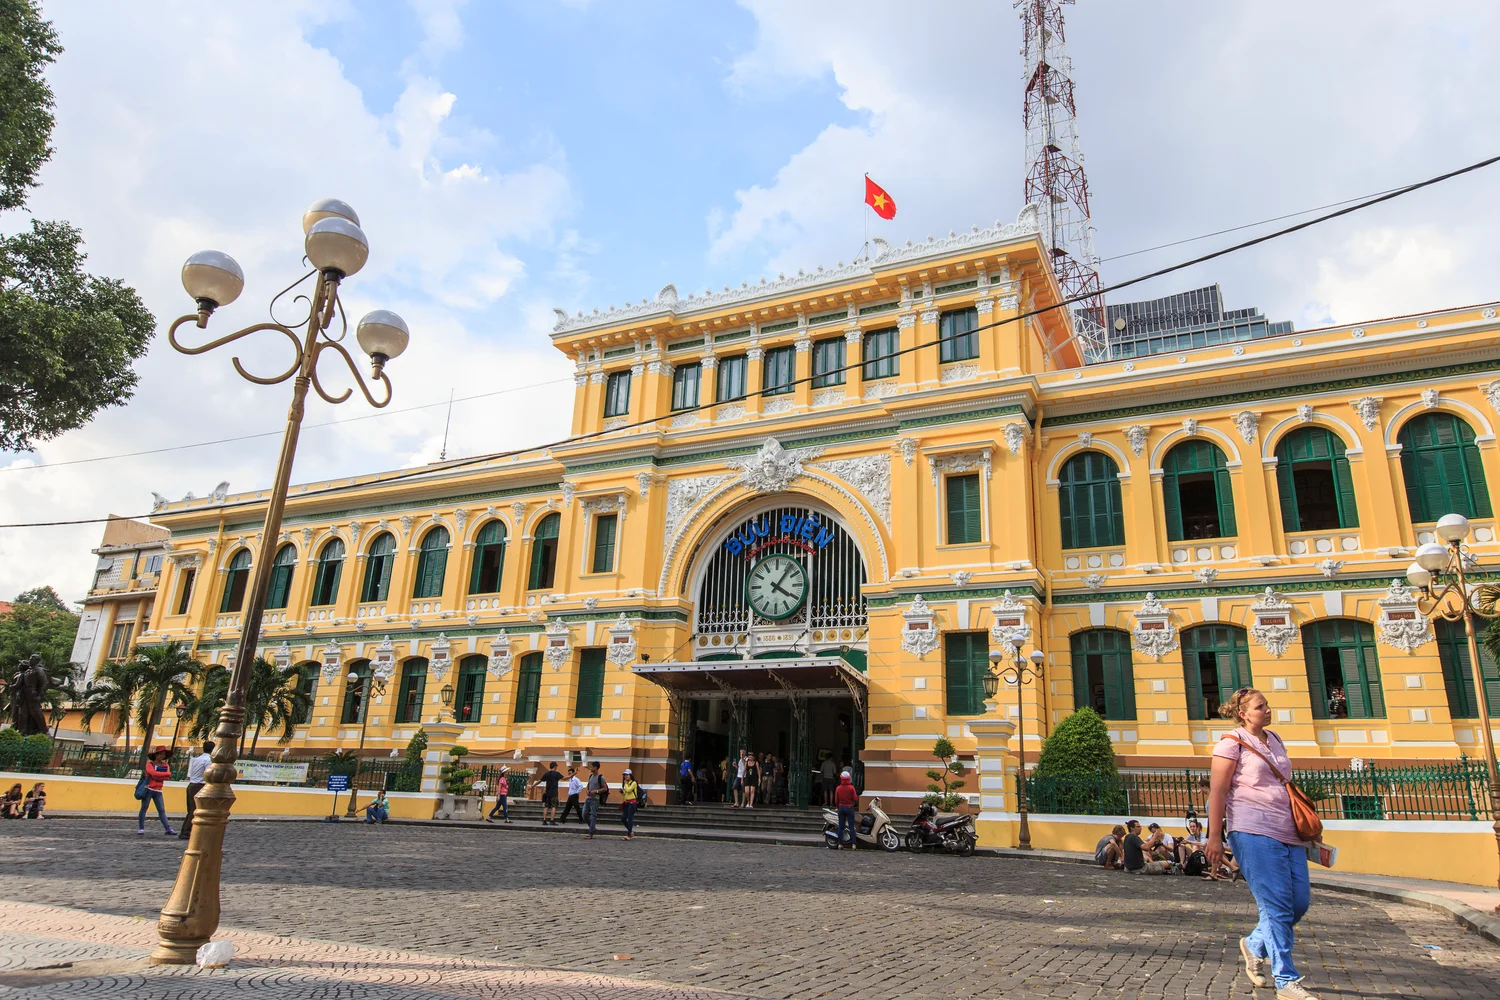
[863,172,870,261]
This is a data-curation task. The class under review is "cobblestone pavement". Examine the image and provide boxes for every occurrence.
[2,818,1498,999]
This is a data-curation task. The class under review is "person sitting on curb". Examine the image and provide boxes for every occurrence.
[1094,824,1126,869]
[1122,820,1170,875]
[363,790,390,824]
[22,782,46,819]
[1,783,22,819]
[1145,822,1176,863]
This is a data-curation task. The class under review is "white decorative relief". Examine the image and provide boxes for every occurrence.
[488,634,513,677]
[988,591,1030,647]
[664,474,736,550]
[1131,593,1179,659]
[1233,411,1259,444]
[1083,573,1106,590]
[372,635,397,681]
[1296,404,1315,424]
[1250,588,1298,657]
[939,364,979,383]
[274,642,292,669]
[1003,422,1031,456]
[763,397,796,414]
[636,472,654,498]
[428,634,452,680]
[1193,567,1218,583]
[510,501,527,525]
[1482,382,1500,416]
[320,642,343,684]
[900,595,941,659]
[812,387,846,406]
[715,403,746,420]
[603,417,629,431]
[894,437,918,467]
[951,571,972,588]
[1124,425,1149,458]
[543,620,573,670]
[929,449,992,484]
[583,597,598,611]
[1316,559,1344,578]
[1077,431,1093,448]
[728,438,823,493]
[1377,579,1432,652]
[809,454,891,528]
[561,482,575,508]
[1421,388,1440,409]
[863,381,900,399]
[606,613,638,665]
[1349,397,1383,431]
[1182,418,1200,437]
[670,413,700,428]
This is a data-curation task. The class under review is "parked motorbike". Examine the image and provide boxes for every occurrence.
[906,802,976,856]
[823,795,902,851]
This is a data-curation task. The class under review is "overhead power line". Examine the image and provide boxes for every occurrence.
[3,152,1496,530]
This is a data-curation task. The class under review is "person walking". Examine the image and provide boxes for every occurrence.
[620,768,641,839]
[559,767,584,825]
[732,750,747,808]
[820,754,838,807]
[540,762,563,825]
[1207,687,1319,1000]
[137,746,175,835]
[678,757,695,805]
[178,740,214,839]
[487,766,512,823]
[833,770,859,849]
[743,753,759,809]
[583,761,604,839]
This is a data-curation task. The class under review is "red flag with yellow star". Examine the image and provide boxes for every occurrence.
[865,175,896,220]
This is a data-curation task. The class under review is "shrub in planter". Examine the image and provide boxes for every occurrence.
[0,728,22,769]
[394,729,427,792]
[438,744,474,796]
[1031,708,1126,814]
[324,748,359,776]
[20,733,53,771]
[922,737,968,811]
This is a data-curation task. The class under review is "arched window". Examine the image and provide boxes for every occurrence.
[312,539,344,606]
[361,533,396,602]
[219,549,251,613]
[1434,618,1499,720]
[1302,619,1384,719]
[1162,440,1236,541]
[1058,451,1125,549]
[1070,628,1135,720]
[1181,624,1252,720]
[470,521,507,594]
[528,514,560,590]
[1274,427,1358,533]
[456,654,487,723]
[341,659,371,724]
[412,526,450,599]
[1398,412,1493,523]
[513,652,542,723]
[292,663,318,725]
[395,658,427,724]
[265,544,297,610]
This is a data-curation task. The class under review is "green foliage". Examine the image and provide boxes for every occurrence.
[923,737,968,811]
[13,586,67,611]
[79,659,145,750]
[188,665,230,742]
[1034,708,1120,780]
[0,589,81,718]
[323,748,359,775]
[0,728,20,756]
[0,728,51,770]
[0,0,60,211]
[21,731,50,766]
[439,744,474,795]
[393,728,427,792]
[126,641,202,765]
[244,657,312,753]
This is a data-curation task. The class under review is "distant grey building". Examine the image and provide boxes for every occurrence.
[70,516,171,692]
[1105,285,1292,360]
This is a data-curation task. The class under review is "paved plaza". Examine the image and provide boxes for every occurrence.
[1,819,1497,999]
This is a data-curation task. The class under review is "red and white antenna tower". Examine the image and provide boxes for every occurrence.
[1016,0,1107,360]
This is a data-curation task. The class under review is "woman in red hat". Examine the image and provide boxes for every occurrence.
[137,746,176,835]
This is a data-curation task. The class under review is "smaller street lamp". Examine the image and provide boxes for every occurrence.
[344,671,387,817]
[440,683,455,719]
[985,640,1046,851]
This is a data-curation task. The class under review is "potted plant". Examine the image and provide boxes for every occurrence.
[433,745,481,820]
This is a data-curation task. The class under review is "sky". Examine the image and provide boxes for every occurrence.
[3,0,1499,603]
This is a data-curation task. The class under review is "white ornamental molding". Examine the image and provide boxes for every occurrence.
[589,371,607,385]
[939,363,979,383]
[1083,573,1106,590]
[893,437,918,467]
[606,613,638,665]
[1077,431,1093,448]
[1316,559,1344,578]
[636,471,654,498]
[372,635,397,681]
[929,449,992,484]
[648,360,675,378]
[400,515,414,535]
[863,380,900,399]
[1421,388,1441,409]
[1296,404,1315,424]
[716,402,747,420]
[1233,411,1260,444]
[1003,422,1031,456]
[320,642,343,684]
[1131,593,1179,659]
[1182,418,1200,437]
[630,363,646,379]
[543,620,573,670]
[603,417,629,431]
[487,634,514,678]
[900,595,941,659]
[1482,382,1500,416]
[988,591,1031,647]
[274,641,292,669]
[583,597,598,611]
[428,633,453,679]
[951,571,973,588]
[808,454,891,527]
[1124,425,1149,458]
[896,313,916,330]
[727,437,824,493]
[663,474,735,549]
[581,493,627,522]
[763,397,796,414]
[1194,567,1218,583]
[511,501,527,524]
[812,387,846,406]
[1349,396,1383,431]
[1249,588,1298,657]
[453,509,467,532]
[1376,579,1432,653]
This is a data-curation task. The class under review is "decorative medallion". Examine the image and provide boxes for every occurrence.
[1349,396,1383,431]
[1003,422,1031,456]
[894,437,918,467]
[320,642,343,684]
[1232,411,1259,444]
[1083,573,1106,590]
[1124,425,1149,458]
[606,613,638,665]
[274,642,292,669]
[372,635,397,680]
[951,571,973,588]
[1194,567,1218,584]
[1182,418,1199,437]
[428,633,452,680]
[809,454,892,527]
[1316,559,1344,578]
[1077,431,1093,449]
[1376,579,1431,653]
[1421,388,1440,409]
[1131,593,1179,659]
[543,620,573,670]
[900,595,941,659]
[988,591,1030,647]
[488,634,513,678]
[1249,588,1298,657]
[1296,403,1315,424]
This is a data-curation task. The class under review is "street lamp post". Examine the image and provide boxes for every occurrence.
[151,200,409,964]
[345,671,388,818]
[1405,512,1500,896]
[983,640,1046,851]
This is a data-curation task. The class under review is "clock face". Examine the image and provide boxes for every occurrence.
[745,554,808,621]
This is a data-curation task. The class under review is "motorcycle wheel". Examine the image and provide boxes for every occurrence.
[957,833,975,858]
[905,830,925,852]
[879,826,902,852]
[824,829,841,850]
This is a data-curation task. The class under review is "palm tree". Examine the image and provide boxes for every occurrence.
[79,660,147,751]
[189,665,231,743]
[128,640,203,772]
[46,662,84,738]
[244,657,312,755]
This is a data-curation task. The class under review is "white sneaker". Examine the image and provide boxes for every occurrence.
[1276,980,1320,1000]
[1239,937,1268,988]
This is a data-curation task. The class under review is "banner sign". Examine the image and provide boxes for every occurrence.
[237,760,309,784]
[724,512,836,558]
[326,773,351,792]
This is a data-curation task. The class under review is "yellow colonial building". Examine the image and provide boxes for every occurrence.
[139,211,1500,806]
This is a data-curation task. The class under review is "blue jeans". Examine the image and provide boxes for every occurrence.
[583,797,598,835]
[621,801,638,835]
[364,802,388,823]
[488,796,508,820]
[1229,831,1310,988]
[837,805,857,847]
[137,789,171,831]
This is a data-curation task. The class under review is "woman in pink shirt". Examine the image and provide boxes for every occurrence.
[137,746,176,836]
[1206,688,1315,1000]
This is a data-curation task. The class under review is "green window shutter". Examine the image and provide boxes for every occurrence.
[513,654,542,724]
[1181,641,1206,720]
[1162,468,1184,541]
[575,648,606,718]
[1462,434,1493,516]
[1274,455,1301,533]
[1229,642,1252,701]
[1213,463,1237,537]
[1398,443,1427,522]
[592,514,618,573]
[1331,449,1360,528]
[1070,633,1090,712]
[1303,628,1329,720]
[1058,476,1076,548]
[529,514,560,589]
[266,565,291,610]
[1436,620,1476,719]
[1357,627,1385,719]
[1105,476,1125,547]
[1104,644,1135,721]
[944,633,987,716]
[946,474,982,544]
[1340,647,1371,719]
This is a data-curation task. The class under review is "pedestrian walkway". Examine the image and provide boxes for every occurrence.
[0,900,752,999]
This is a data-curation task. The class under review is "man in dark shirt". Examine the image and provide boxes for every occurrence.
[1122,819,1169,874]
[584,761,605,839]
[540,762,563,826]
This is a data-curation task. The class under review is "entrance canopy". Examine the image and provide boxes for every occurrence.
[634,656,867,702]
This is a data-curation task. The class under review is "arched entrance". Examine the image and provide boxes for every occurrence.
[637,496,869,807]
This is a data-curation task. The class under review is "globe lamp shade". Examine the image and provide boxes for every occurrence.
[356,310,409,364]
[1435,513,1471,543]
[304,217,368,277]
[981,671,999,700]
[1405,562,1433,590]
[301,198,360,235]
[181,251,244,309]
[1029,649,1045,666]
[1415,542,1450,573]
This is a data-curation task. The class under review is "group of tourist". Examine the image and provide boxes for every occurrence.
[1094,818,1234,878]
[530,761,644,839]
[675,750,794,807]
[134,741,214,837]
[1,781,45,819]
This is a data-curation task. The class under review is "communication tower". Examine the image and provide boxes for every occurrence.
[1016,0,1107,360]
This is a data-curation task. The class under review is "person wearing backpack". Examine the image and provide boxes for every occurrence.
[583,761,605,839]
[1207,688,1319,1000]
[137,746,176,836]
[620,769,641,839]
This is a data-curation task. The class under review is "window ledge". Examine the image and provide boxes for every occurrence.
[937,542,989,551]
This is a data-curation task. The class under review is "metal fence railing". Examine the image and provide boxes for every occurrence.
[36,746,416,792]
[1025,757,1494,822]
[473,765,530,799]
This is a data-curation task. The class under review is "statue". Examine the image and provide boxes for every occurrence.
[12,654,52,736]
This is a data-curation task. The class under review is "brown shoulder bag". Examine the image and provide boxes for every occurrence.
[1226,732,1324,842]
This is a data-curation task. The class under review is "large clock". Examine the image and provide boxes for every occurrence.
[745,553,808,621]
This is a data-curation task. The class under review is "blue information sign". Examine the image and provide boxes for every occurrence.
[326,773,350,792]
